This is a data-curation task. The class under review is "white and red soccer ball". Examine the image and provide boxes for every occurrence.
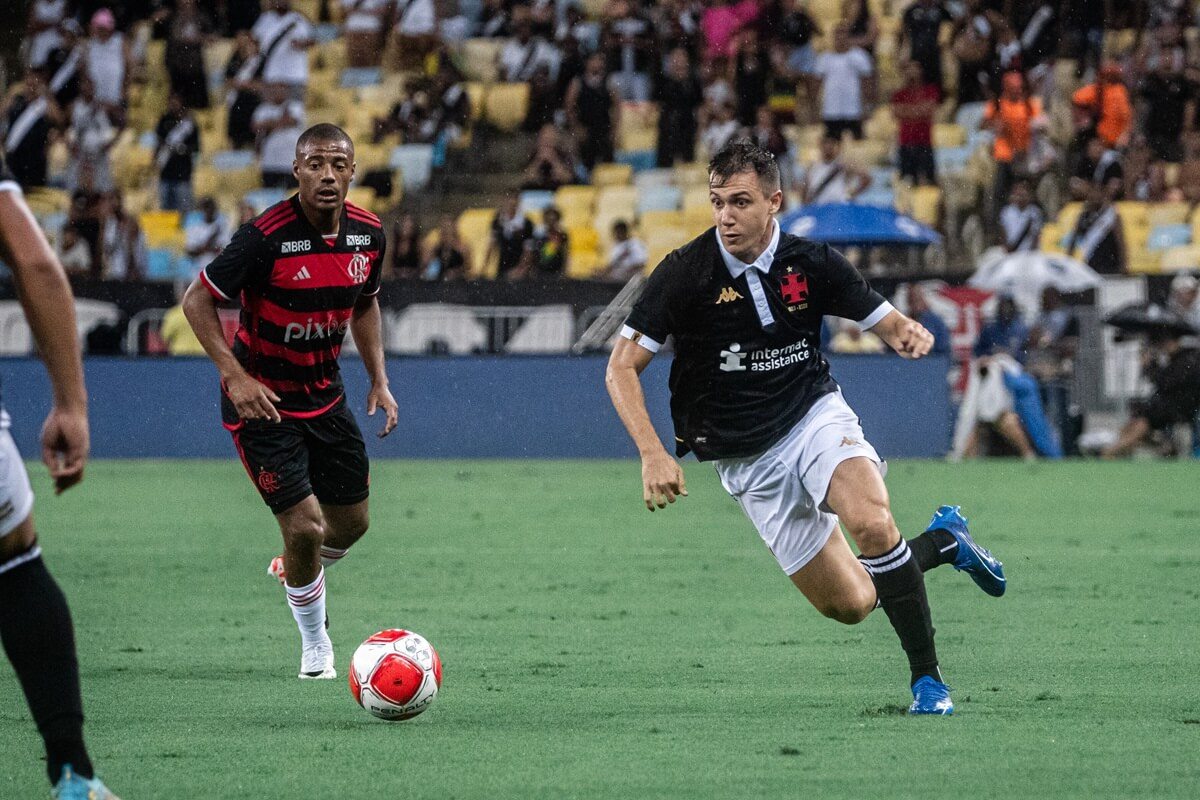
[349,629,442,720]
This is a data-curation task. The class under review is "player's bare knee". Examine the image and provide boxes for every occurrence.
[843,503,897,555]
[280,510,325,551]
[819,595,872,625]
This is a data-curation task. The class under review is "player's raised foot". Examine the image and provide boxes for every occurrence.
[267,555,286,585]
[927,505,1006,597]
[908,675,954,715]
[51,765,120,800]
[299,635,336,679]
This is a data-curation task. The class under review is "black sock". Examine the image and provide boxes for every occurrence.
[908,528,958,572]
[860,539,940,685]
[0,552,93,783]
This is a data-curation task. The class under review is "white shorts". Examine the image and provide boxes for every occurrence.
[714,390,882,576]
[0,423,35,540]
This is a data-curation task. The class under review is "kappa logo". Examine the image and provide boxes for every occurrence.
[281,240,311,254]
[719,343,748,372]
[716,286,743,304]
[347,252,370,283]
[840,437,861,447]
[292,266,312,281]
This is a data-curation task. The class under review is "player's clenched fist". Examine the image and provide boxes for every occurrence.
[895,320,934,359]
[641,449,688,512]
[226,371,282,422]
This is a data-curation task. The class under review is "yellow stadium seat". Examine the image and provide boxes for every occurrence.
[596,186,638,221]
[462,38,503,82]
[640,209,686,230]
[682,187,712,215]
[841,139,889,167]
[192,165,220,199]
[865,108,898,143]
[554,185,598,216]
[568,225,601,255]
[644,226,692,272]
[566,249,604,279]
[910,186,942,227]
[673,162,708,187]
[355,143,390,173]
[1056,202,1083,231]
[1115,201,1149,227]
[485,83,530,133]
[1128,249,1162,274]
[457,208,497,277]
[1147,202,1190,227]
[345,187,378,213]
[1039,223,1065,253]
[591,162,632,187]
[464,82,487,122]
[619,126,658,152]
[1160,244,1200,272]
[23,187,70,214]
[933,123,967,148]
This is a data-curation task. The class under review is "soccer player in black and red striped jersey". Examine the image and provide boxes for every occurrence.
[183,124,398,680]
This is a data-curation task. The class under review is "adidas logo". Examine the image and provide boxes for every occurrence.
[716,286,743,304]
[292,266,312,281]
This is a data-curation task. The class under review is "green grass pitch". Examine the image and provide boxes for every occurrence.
[2,459,1199,798]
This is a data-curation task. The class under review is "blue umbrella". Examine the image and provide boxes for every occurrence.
[778,203,941,247]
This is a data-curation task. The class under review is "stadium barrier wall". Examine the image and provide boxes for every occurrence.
[0,354,950,459]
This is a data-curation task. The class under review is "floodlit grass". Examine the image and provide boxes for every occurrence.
[2,460,1198,798]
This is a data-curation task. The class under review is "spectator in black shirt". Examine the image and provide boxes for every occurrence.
[730,29,769,127]
[899,0,951,95]
[487,192,535,278]
[566,53,618,170]
[517,205,569,278]
[1103,334,1200,458]
[43,19,83,108]
[155,93,201,212]
[2,70,62,189]
[385,212,421,279]
[606,140,1003,717]
[654,47,703,168]
[1137,60,1196,163]
[165,0,213,109]
[1071,135,1124,201]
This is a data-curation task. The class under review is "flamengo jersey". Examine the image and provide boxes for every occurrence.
[623,227,888,461]
[201,195,385,419]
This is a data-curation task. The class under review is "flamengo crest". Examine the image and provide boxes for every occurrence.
[347,252,371,283]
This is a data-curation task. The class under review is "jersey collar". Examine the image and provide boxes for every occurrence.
[715,218,780,279]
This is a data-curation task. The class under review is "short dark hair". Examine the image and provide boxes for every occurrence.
[295,123,354,156]
[708,139,781,195]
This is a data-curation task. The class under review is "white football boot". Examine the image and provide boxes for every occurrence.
[299,635,336,680]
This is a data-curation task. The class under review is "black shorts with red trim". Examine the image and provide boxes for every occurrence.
[225,395,370,514]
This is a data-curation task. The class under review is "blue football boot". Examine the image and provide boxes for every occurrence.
[909,675,954,715]
[51,765,120,800]
[927,505,1006,597]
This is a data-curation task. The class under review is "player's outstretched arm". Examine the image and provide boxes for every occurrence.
[181,277,282,422]
[870,309,934,360]
[0,189,88,494]
[605,337,687,512]
[350,294,397,438]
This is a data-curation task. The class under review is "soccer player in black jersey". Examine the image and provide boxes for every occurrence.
[183,124,398,680]
[606,141,1007,714]
[0,156,119,796]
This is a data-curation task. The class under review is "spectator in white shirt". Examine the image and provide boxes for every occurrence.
[252,0,314,100]
[252,83,305,189]
[799,134,870,205]
[392,0,440,69]
[66,76,119,193]
[814,24,872,140]
[83,8,130,108]
[342,0,391,68]
[183,197,232,281]
[999,179,1045,252]
[700,103,740,158]
[498,7,561,82]
[24,0,68,69]
[602,220,647,283]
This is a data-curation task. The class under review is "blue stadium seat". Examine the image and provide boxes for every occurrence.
[615,150,656,172]
[1147,223,1191,251]
[519,190,555,215]
[637,185,682,214]
[954,102,987,132]
[390,144,435,191]
[855,188,896,208]
[935,146,973,176]
[340,68,382,88]
[313,23,340,43]
[211,150,257,171]
[244,188,287,213]
[182,210,204,229]
[633,169,675,191]
[146,249,179,281]
[138,131,157,149]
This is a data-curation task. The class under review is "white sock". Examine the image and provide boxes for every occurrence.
[286,569,328,648]
[320,546,348,569]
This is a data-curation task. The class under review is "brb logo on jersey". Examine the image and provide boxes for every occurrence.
[347,252,371,283]
[281,240,312,254]
[284,314,352,343]
[719,343,748,372]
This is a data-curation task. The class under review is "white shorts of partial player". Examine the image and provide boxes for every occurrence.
[714,390,883,576]
[0,409,36,573]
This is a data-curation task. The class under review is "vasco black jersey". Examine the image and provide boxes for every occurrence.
[0,150,18,189]
[201,195,385,420]
[623,226,889,461]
